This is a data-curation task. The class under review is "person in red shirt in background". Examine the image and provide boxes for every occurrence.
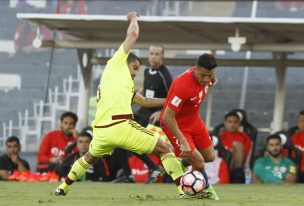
[291,110,304,182]
[220,112,252,183]
[37,112,78,174]
[160,53,219,200]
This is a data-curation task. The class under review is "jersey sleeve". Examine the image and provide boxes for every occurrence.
[166,80,190,113]
[37,133,52,163]
[107,44,130,69]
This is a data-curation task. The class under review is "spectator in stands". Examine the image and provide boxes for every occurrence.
[291,110,304,182]
[55,127,111,182]
[253,134,297,183]
[113,44,173,183]
[0,136,30,180]
[220,111,252,183]
[37,111,78,173]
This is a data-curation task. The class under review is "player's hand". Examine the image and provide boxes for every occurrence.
[69,128,78,138]
[127,12,139,21]
[11,154,20,164]
[209,74,217,86]
[179,140,191,158]
[149,111,161,124]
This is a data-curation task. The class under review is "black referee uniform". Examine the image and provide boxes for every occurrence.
[134,65,173,126]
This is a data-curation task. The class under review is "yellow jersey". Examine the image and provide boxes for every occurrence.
[92,44,134,127]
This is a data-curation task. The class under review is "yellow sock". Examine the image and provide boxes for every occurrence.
[178,185,184,194]
[161,153,184,194]
[58,181,70,193]
[67,157,90,181]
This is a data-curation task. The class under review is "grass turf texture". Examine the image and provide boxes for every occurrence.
[0,182,303,206]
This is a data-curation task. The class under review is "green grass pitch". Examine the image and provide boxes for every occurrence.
[0,182,303,206]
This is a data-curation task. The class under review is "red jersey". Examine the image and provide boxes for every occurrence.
[291,131,304,169]
[160,67,208,127]
[37,130,76,169]
[220,130,252,164]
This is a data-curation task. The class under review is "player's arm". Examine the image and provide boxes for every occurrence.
[132,92,165,108]
[122,12,139,53]
[138,88,144,95]
[162,106,191,157]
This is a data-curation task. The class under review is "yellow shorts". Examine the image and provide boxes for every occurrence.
[89,120,158,158]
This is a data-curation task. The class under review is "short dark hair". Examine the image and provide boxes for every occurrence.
[196,53,218,70]
[60,111,78,123]
[299,111,304,116]
[224,112,240,121]
[79,126,93,140]
[127,52,141,65]
[266,134,281,144]
[6,136,20,147]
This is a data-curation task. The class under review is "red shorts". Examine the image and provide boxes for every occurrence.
[162,119,212,157]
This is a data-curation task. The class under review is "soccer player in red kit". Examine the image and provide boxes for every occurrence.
[160,53,219,200]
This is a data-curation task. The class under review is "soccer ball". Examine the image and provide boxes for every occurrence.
[180,170,206,195]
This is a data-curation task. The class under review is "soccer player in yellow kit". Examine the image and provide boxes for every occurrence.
[53,12,184,196]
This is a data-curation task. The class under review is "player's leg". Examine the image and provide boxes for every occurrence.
[152,137,185,194]
[53,127,114,196]
[122,120,184,194]
[111,148,135,183]
[132,115,164,183]
[133,153,164,184]
[197,145,214,187]
[53,151,98,196]
[192,120,219,200]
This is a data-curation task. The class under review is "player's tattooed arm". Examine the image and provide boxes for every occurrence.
[132,92,165,107]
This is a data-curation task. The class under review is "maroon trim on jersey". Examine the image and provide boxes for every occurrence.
[100,157,110,177]
[94,119,127,128]
[112,114,133,120]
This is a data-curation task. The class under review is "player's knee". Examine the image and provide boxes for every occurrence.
[154,138,171,154]
[204,152,215,163]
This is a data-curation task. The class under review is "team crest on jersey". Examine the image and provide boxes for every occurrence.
[280,166,287,173]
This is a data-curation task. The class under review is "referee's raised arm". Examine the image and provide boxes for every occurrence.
[123,12,139,53]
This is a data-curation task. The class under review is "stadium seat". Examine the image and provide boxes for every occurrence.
[211,135,232,166]
[212,109,258,168]
[288,125,299,137]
